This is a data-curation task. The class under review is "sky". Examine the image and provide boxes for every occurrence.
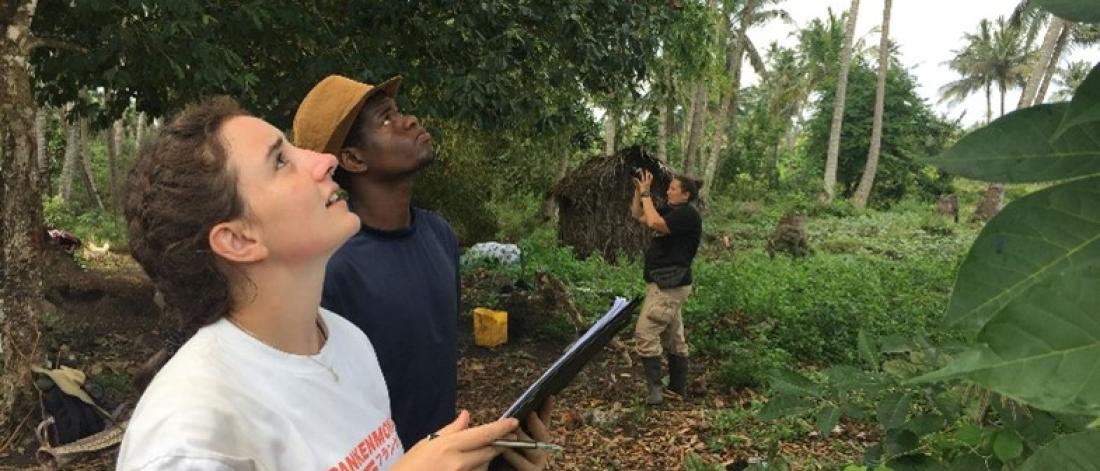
[741,0,1099,127]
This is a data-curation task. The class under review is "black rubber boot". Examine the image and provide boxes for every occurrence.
[641,356,664,405]
[667,354,689,397]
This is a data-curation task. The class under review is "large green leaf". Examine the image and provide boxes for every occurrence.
[914,266,1100,416]
[992,430,1024,462]
[1034,0,1100,22]
[759,394,813,420]
[878,394,912,430]
[858,330,880,369]
[1016,430,1100,471]
[923,104,1100,183]
[816,406,842,436]
[943,176,1100,331]
[1055,62,1100,139]
[768,368,821,397]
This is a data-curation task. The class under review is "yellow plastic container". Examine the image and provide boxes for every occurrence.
[473,307,508,347]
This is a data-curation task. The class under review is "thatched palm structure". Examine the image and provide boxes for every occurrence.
[550,146,674,261]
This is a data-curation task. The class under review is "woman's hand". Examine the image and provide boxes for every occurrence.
[498,398,556,471]
[636,170,653,193]
[393,410,519,471]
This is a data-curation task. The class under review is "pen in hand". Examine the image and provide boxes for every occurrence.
[426,433,564,453]
[490,439,563,452]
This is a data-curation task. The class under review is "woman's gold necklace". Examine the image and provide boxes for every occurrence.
[227,317,339,382]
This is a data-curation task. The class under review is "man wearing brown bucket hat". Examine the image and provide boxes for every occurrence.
[294,75,552,470]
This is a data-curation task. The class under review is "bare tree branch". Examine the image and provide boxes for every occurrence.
[29,36,87,53]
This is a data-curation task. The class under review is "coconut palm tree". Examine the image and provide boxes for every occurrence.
[852,0,892,208]
[940,19,996,124]
[1052,59,1093,101]
[940,17,1032,122]
[988,16,1032,115]
[699,0,791,198]
[823,0,861,203]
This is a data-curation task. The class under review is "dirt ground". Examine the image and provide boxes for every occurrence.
[0,254,867,470]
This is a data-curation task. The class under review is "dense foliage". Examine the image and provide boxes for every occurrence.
[803,60,959,204]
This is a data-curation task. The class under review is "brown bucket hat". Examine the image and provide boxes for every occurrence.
[292,75,402,155]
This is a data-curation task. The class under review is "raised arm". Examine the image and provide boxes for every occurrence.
[635,171,669,234]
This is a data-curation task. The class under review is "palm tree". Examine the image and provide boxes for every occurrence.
[1013,0,1064,107]
[1010,1,1100,107]
[759,44,805,188]
[940,19,996,124]
[940,17,1031,122]
[700,0,791,199]
[823,0,861,203]
[1051,59,1092,101]
[988,16,1032,116]
[1036,24,1100,103]
[683,0,720,176]
[852,0,892,208]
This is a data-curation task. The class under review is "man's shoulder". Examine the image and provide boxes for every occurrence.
[414,208,458,240]
[414,207,453,228]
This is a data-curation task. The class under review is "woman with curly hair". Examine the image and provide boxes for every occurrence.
[116,97,545,471]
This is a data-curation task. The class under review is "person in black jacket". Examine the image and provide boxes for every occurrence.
[629,170,702,405]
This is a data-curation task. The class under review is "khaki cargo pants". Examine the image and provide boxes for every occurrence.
[634,283,692,358]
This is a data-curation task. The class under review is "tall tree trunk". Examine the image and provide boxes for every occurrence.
[106,119,123,210]
[1000,83,1006,117]
[79,118,107,211]
[541,144,572,222]
[0,0,47,432]
[1018,18,1067,108]
[35,108,50,193]
[823,0,861,203]
[985,83,992,124]
[603,107,618,156]
[135,111,147,147]
[680,88,696,158]
[852,0,892,208]
[657,101,669,163]
[701,0,758,202]
[1035,25,1070,104]
[682,0,718,177]
[768,139,781,189]
[683,83,708,176]
[59,114,79,201]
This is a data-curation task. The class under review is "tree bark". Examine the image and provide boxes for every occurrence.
[657,101,669,163]
[541,144,572,222]
[1035,25,1070,105]
[107,119,124,210]
[1000,83,1006,117]
[79,118,107,211]
[1018,18,1067,109]
[701,0,758,202]
[603,107,618,156]
[852,0,892,208]
[985,83,992,124]
[0,0,47,432]
[60,110,79,201]
[135,111,147,147]
[823,0,861,203]
[683,82,708,176]
[35,108,50,193]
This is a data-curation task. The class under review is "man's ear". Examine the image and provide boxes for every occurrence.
[338,147,369,174]
[209,220,268,263]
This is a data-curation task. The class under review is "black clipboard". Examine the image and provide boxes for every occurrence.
[499,296,641,422]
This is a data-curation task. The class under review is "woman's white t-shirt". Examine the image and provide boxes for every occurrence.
[117,308,404,471]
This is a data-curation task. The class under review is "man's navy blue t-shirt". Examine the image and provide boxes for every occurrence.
[321,208,459,449]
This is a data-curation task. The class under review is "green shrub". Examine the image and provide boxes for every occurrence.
[43,195,128,248]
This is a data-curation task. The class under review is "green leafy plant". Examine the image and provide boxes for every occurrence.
[912,17,1100,465]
